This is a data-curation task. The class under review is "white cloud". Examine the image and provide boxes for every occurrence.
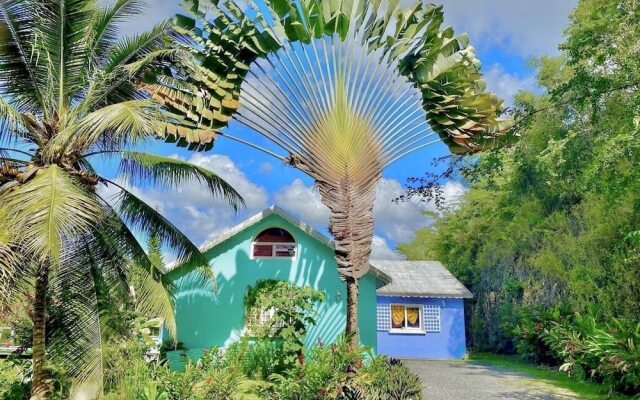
[439,0,577,58]
[188,153,269,215]
[274,179,330,228]
[373,179,466,244]
[110,0,575,58]
[483,63,538,104]
[371,235,405,260]
[106,153,269,247]
[275,177,467,248]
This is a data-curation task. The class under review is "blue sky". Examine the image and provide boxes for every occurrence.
[104,0,577,259]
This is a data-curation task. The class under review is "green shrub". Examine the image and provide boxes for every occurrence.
[262,336,365,400]
[262,337,425,400]
[512,305,571,365]
[543,315,640,395]
[513,308,640,396]
[364,357,424,400]
[0,360,30,400]
[244,279,325,368]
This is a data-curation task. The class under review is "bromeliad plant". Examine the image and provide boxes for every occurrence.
[0,0,242,398]
[152,0,512,348]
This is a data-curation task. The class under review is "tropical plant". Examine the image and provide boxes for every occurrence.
[541,314,640,395]
[152,0,510,349]
[244,279,324,367]
[0,0,243,398]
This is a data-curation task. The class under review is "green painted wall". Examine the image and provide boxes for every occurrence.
[168,212,377,353]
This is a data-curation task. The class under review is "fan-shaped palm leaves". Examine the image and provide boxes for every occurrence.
[153,0,512,349]
[0,0,242,398]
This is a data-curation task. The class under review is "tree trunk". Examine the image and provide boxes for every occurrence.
[345,276,359,349]
[315,173,380,352]
[30,262,51,400]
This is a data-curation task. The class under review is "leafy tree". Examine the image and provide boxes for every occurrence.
[0,1,243,398]
[151,0,510,350]
[244,279,324,367]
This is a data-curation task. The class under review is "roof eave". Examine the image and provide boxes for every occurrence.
[377,292,474,299]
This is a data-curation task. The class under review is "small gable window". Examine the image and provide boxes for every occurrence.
[252,228,296,258]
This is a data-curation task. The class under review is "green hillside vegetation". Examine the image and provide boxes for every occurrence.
[400,0,640,396]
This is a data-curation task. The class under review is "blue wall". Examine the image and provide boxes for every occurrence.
[376,296,467,359]
[167,212,378,356]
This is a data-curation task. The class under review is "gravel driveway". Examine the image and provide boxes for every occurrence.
[404,360,581,400]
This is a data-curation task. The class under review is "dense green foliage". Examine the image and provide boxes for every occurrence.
[514,308,640,394]
[100,336,423,400]
[400,0,639,395]
[111,275,422,399]
[1,277,424,399]
[0,1,242,397]
[244,279,325,368]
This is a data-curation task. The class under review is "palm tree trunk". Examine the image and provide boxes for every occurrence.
[345,276,359,349]
[317,174,380,351]
[31,262,51,400]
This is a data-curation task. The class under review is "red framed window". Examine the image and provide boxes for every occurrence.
[252,228,296,258]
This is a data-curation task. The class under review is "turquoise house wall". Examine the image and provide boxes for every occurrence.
[168,212,377,354]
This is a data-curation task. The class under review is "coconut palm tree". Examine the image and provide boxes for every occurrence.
[0,0,242,398]
[150,0,512,350]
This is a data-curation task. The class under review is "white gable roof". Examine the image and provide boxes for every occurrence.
[200,205,334,251]
[372,259,473,298]
[164,205,333,272]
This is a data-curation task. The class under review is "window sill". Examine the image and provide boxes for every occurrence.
[388,329,426,335]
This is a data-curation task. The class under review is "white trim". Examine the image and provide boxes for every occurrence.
[389,303,424,333]
[377,294,467,299]
[389,329,425,335]
[163,205,390,281]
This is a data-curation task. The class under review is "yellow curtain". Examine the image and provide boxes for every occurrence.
[391,305,405,327]
[407,307,420,326]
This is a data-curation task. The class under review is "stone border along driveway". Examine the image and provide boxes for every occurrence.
[404,359,582,400]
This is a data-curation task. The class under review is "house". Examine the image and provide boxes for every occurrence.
[165,206,471,368]
[372,260,473,359]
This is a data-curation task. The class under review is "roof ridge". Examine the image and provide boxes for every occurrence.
[371,259,473,298]
[164,205,334,273]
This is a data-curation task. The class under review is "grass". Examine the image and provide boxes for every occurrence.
[470,352,633,400]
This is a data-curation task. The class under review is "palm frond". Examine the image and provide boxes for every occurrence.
[92,201,178,338]
[47,99,161,159]
[101,21,171,74]
[0,0,45,112]
[0,95,30,143]
[166,0,512,279]
[86,0,145,70]
[103,179,209,269]
[80,22,174,113]
[0,227,26,306]
[32,0,94,109]
[118,151,244,210]
[0,165,103,265]
[50,243,103,399]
